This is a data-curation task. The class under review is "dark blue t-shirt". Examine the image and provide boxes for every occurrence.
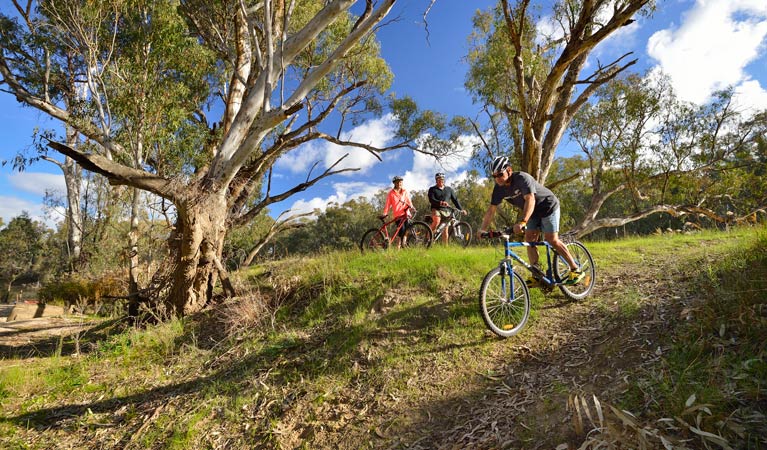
[490,172,559,218]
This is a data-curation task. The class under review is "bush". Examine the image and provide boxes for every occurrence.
[39,273,127,316]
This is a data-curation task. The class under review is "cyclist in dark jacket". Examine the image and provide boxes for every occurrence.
[428,173,466,244]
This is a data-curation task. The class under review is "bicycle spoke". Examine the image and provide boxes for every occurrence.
[479,267,530,338]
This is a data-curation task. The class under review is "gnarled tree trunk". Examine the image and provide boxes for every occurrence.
[164,190,229,316]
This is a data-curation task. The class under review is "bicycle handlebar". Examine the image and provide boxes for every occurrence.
[480,225,527,239]
[436,205,467,217]
[379,205,416,221]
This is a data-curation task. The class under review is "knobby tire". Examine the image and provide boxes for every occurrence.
[359,228,387,253]
[448,221,472,248]
[404,221,433,249]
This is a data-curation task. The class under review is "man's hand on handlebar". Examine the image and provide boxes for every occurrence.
[512,222,527,234]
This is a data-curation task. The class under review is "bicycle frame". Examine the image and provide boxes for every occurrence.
[379,214,410,242]
[497,235,565,287]
[432,210,459,240]
[479,230,595,337]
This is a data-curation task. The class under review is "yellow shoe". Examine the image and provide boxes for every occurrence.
[565,269,585,285]
[526,276,540,288]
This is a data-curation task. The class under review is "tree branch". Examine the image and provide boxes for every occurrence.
[47,141,179,201]
[241,209,313,266]
[231,154,358,227]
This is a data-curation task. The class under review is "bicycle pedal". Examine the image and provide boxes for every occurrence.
[525,278,540,288]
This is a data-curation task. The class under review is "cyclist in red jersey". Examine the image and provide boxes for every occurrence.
[381,176,414,248]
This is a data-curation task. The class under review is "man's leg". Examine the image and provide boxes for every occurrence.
[544,232,578,270]
[442,212,450,244]
[430,210,441,233]
[524,229,540,266]
[539,208,577,270]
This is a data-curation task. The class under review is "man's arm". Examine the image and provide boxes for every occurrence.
[449,188,463,211]
[427,187,439,207]
[512,193,535,233]
[479,204,497,234]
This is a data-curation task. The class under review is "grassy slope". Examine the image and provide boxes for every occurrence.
[0,226,765,449]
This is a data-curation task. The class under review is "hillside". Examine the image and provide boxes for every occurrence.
[1,227,765,449]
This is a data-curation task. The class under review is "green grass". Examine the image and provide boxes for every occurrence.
[632,230,766,445]
[0,226,765,448]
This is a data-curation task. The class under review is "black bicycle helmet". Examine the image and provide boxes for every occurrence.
[392,176,403,183]
[435,172,445,180]
[491,156,509,174]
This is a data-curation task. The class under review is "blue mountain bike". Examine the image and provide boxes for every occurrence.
[478,228,596,338]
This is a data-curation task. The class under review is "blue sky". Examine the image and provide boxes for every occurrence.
[2,0,767,226]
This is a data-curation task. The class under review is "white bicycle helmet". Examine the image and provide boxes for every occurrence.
[491,156,509,174]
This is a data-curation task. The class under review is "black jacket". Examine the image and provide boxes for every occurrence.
[428,185,462,211]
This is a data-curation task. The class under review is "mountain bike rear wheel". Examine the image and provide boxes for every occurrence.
[479,265,530,338]
[359,228,387,253]
[404,221,433,249]
[554,241,596,300]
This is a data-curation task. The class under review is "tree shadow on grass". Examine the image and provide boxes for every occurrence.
[0,289,484,438]
[0,318,126,359]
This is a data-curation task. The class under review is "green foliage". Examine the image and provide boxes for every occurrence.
[38,274,125,307]
[464,5,553,161]
[0,213,46,300]
[103,0,216,176]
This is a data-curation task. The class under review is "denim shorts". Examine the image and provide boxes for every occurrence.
[527,207,560,233]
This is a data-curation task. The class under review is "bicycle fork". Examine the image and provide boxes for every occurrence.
[499,260,517,302]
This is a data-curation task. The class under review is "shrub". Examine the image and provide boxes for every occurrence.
[39,273,127,316]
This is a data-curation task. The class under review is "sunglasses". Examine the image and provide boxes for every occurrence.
[492,171,505,179]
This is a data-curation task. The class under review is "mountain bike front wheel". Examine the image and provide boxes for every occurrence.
[447,221,472,248]
[479,265,530,338]
[404,221,433,249]
[359,228,387,253]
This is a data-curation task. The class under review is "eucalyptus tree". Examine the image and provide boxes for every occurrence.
[466,0,654,182]
[1,0,455,316]
[0,213,44,302]
[567,74,767,237]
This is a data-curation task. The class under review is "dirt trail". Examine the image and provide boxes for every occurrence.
[373,255,692,448]
[1,315,104,359]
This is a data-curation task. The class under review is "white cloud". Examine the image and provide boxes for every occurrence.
[0,195,60,228]
[275,141,323,174]
[275,114,397,176]
[325,114,397,174]
[283,181,387,217]
[733,79,767,113]
[281,134,479,217]
[406,134,479,192]
[647,0,767,105]
[7,172,66,196]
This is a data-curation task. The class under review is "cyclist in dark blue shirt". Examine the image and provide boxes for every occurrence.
[428,172,466,244]
[478,156,584,286]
